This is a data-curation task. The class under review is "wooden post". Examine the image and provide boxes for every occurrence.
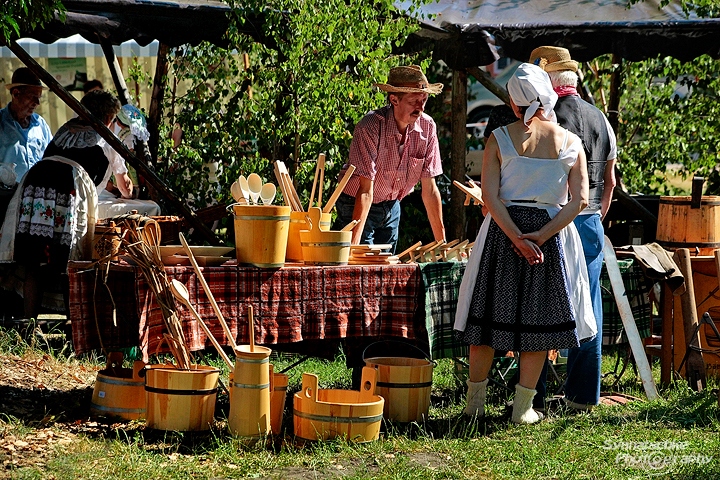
[8,39,220,245]
[449,69,468,243]
[466,66,510,106]
[607,54,622,135]
[148,42,170,165]
[673,248,707,391]
[99,37,154,166]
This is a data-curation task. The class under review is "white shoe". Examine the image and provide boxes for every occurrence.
[463,378,489,417]
[511,384,545,424]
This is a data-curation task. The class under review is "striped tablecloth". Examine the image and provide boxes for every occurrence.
[68,261,424,361]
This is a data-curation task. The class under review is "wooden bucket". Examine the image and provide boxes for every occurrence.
[293,366,384,443]
[92,222,122,261]
[286,210,331,261]
[232,204,290,268]
[270,367,289,435]
[656,193,720,255]
[228,345,272,438]
[90,352,146,420]
[299,207,351,266]
[144,364,220,431]
[364,356,433,422]
[110,212,161,246]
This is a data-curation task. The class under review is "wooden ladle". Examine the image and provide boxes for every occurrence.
[169,279,234,371]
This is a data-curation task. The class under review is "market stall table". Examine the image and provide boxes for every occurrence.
[68,260,433,362]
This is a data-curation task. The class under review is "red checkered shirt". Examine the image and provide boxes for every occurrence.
[340,105,442,202]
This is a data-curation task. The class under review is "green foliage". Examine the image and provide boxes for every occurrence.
[584,55,720,194]
[627,0,720,18]
[157,0,427,226]
[1,0,65,44]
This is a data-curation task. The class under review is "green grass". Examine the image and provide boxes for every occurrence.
[1,329,719,479]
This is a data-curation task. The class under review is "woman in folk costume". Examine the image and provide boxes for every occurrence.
[454,63,597,424]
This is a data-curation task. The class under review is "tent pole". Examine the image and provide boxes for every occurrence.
[7,39,220,245]
[148,42,170,165]
[449,69,468,242]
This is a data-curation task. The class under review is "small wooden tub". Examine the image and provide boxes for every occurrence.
[286,210,331,261]
[299,207,351,266]
[365,356,433,423]
[90,353,146,421]
[232,204,291,268]
[293,367,384,442]
[144,364,220,431]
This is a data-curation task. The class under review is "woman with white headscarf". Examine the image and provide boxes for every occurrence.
[454,63,596,424]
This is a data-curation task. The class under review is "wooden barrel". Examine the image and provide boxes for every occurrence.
[110,212,161,245]
[90,353,146,420]
[286,210,331,261]
[232,205,290,268]
[293,367,384,443]
[299,207,351,266]
[144,364,220,431]
[364,356,433,423]
[228,345,272,438]
[656,195,720,255]
[270,369,289,435]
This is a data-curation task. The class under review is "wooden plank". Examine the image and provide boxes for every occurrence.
[674,248,707,390]
[603,236,660,400]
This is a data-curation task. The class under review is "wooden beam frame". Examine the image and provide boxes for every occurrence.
[8,39,220,245]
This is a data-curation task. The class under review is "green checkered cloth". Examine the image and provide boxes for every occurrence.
[419,261,469,360]
[601,258,652,345]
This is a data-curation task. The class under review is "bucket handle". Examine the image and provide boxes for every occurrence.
[358,366,378,402]
[691,176,705,209]
[301,372,319,403]
[132,360,146,381]
[362,340,436,366]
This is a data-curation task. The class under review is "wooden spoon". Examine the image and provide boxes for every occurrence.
[247,173,263,205]
[169,279,234,370]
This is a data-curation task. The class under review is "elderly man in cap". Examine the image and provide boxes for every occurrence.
[529,46,618,412]
[1,67,52,184]
[333,65,446,252]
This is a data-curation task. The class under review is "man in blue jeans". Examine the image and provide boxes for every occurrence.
[529,46,617,411]
[333,65,446,252]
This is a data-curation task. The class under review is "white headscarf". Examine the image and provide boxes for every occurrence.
[507,62,558,126]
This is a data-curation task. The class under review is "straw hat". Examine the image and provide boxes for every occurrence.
[5,67,47,90]
[374,65,443,95]
[528,46,578,73]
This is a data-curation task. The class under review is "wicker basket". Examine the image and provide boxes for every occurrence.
[151,216,183,245]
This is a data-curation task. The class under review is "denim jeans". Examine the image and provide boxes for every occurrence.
[333,193,401,253]
[535,213,604,407]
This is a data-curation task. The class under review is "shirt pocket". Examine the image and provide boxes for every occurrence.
[403,156,425,191]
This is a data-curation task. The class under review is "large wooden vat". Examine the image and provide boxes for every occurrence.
[232,205,290,268]
[364,356,433,422]
[656,195,720,255]
[144,364,220,431]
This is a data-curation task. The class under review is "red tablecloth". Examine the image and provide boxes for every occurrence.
[68,261,424,360]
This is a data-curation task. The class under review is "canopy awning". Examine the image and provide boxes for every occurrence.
[402,0,720,68]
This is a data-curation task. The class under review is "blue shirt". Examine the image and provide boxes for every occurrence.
[0,104,52,182]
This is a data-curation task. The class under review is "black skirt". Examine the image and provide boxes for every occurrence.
[461,205,580,352]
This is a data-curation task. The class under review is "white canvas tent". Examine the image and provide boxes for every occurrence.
[0,34,158,59]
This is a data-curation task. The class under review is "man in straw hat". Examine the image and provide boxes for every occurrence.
[1,67,52,185]
[333,65,446,252]
[528,46,617,412]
